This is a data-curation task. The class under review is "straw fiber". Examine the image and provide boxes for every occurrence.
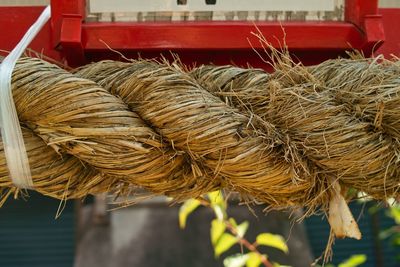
[0,56,398,211]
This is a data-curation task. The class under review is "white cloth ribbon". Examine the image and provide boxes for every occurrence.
[0,6,51,189]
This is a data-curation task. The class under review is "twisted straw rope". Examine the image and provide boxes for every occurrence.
[0,56,398,211]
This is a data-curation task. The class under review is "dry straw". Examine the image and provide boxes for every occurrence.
[0,52,398,220]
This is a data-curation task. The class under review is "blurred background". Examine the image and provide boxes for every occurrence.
[0,1,399,266]
[0,193,398,267]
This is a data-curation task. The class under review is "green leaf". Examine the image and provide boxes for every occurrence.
[389,206,400,224]
[178,199,201,229]
[211,219,226,245]
[367,205,380,215]
[272,263,291,267]
[246,252,263,267]
[338,254,367,267]
[379,228,396,239]
[223,253,249,267]
[208,191,227,220]
[208,191,225,208]
[215,233,238,257]
[256,233,288,253]
[213,204,226,221]
[392,233,400,246]
[236,221,249,238]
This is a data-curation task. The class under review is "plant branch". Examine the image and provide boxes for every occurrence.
[225,220,274,267]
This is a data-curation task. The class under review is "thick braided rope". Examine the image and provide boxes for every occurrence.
[191,60,400,199]
[0,57,399,210]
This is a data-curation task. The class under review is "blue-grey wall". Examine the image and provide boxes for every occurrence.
[0,192,75,267]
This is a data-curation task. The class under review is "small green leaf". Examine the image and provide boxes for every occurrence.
[213,205,226,221]
[178,199,201,229]
[272,263,291,267]
[215,233,238,257]
[246,252,263,267]
[338,254,367,267]
[211,219,226,245]
[379,228,395,239]
[208,191,227,220]
[256,233,288,253]
[367,205,380,215]
[236,221,249,238]
[392,234,400,246]
[223,253,249,267]
[389,206,400,224]
[208,191,225,207]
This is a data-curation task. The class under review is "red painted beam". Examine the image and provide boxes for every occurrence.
[60,14,85,66]
[50,0,85,48]
[345,0,379,31]
[82,22,366,51]
[376,8,400,57]
[0,6,61,61]
[0,4,391,67]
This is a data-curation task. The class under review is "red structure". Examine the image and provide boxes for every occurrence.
[0,0,399,69]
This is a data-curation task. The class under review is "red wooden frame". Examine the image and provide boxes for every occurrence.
[0,1,388,68]
[48,0,384,66]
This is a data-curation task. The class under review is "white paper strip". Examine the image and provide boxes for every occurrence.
[0,5,51,188]
[328,180,361,240]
